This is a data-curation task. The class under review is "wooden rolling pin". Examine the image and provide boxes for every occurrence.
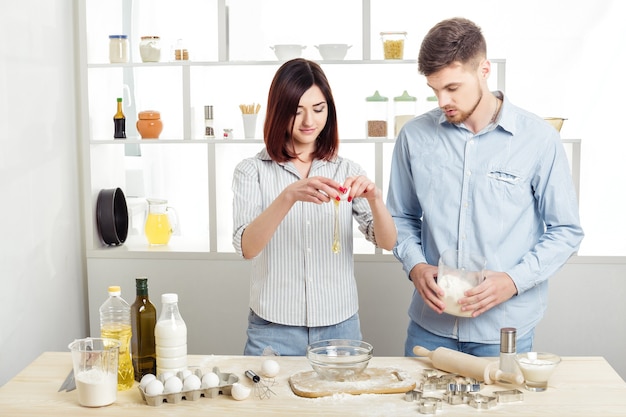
[413,345,523,385]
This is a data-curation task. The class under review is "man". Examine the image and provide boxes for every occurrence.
[387,17,584,357]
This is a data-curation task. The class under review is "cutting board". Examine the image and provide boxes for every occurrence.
[289,367,415,398]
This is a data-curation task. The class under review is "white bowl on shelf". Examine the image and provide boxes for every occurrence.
[315,44,352,60]
[270,44,306,61]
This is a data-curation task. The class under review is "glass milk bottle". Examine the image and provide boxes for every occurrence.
[366,90,389,138]
[393,90,417,137]
[155,293,188,375]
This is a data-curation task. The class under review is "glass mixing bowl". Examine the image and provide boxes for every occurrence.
[306,339,373,381]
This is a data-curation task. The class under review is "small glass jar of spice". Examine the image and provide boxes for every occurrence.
[366,90,389,138]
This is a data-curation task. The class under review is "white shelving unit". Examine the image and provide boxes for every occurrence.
[78,0,507,258]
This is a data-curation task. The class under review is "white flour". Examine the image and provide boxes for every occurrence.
[438,274,475,317]
[75,368,117,407]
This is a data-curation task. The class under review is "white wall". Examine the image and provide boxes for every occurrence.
[0,0,87,386]
[85,256,626,380]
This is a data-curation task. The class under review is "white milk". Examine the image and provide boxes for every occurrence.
[75,368,117,407]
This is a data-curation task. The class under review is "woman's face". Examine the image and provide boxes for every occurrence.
[290,85,328,149]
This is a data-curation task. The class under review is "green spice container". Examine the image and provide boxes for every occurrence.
[366,90,389,138]
[393,90,417,136]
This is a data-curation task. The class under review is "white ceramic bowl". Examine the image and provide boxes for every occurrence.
[315,44,352,60]
[270,44,306,61]
[306,339,373,381]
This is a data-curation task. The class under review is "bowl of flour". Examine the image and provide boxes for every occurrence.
[437,249,486,317]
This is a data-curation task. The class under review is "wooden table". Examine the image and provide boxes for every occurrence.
[2,352,626,416]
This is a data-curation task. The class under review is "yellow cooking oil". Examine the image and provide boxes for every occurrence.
[101,324,135,390]
[144,212,172,245]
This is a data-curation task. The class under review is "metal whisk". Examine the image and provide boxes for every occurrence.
[245,370,276,399]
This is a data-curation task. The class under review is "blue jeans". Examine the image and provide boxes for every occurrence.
[243,309,362,356]
[404,320,535,357]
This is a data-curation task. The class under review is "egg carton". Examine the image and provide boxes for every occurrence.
[138,366,239,406]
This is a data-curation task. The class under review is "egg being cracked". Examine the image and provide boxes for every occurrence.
[261,359,280,378]
[145,379,164,396]
[163,375,183,394]
[140,373,156,390]
[231,382,251,401]
[201,372,220,388]
[183,374,201,391]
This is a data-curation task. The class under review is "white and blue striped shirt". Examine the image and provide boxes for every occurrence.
[232,148,378,327]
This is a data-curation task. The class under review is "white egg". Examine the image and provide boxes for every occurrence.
[230,382,251,401]
[261,359,280,378]
[145,379,164,396]
[159,371,174,383]
[201,372,220,388]
[183,374,201,391]
[163,375,183,394]
[180,369,193,380]
[140,373,156,390]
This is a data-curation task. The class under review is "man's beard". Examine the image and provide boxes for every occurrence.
[444,87,483,125]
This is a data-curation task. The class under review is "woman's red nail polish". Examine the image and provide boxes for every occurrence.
[336,196,341,201]
[348,196,353,202]
[363,189,367,193]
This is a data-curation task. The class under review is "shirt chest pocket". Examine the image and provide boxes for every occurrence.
[486,166,532,201]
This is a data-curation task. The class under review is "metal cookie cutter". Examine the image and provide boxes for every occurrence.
[404,389,422,402]
[494,388,524,403]
[469,394,498,409]
[418,397,442,414]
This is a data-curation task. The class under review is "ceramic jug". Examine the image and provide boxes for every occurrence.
[144,198,178,245]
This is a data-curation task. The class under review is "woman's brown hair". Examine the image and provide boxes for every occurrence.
[263,58,339,162]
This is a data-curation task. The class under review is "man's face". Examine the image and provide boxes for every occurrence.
[426,61,486,124]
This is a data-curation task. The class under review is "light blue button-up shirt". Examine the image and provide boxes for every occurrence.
[387,92,584,343]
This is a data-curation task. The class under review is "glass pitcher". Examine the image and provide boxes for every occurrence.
[144,198,178,245]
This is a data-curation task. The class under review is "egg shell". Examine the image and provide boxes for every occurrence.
[159,371,174,383]
[231,383,251,401]
[183,374,202,391]
[201,372,220,388]
[180,369,193,380]
[261,359,280,378]
[163,375,183,394]
[140,373,156,390]
[145,379,164,396]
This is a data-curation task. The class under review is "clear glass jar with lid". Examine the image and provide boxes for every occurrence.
[366,90,389,138]
[109,35,129,63]
[393,90,417,136]
[139,36,161,62]
[380,31,407,59]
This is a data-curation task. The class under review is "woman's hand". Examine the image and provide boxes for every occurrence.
[284,176,343,204]
[341,175,381,202]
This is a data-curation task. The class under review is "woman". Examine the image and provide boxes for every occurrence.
[232,58,397,356]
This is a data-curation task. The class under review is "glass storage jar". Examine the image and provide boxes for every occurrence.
[109,35,129,63]
[366,90,389,138]
[393,90,417,136]
[380,31,407,60]
[139,36,161,63]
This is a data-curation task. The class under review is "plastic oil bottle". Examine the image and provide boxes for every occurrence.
[100,285,135,390]
[155,293,188,375]
[130,277,157,381]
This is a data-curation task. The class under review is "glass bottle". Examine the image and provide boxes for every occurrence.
[113,97,126,139]
[130,277,157,381]
[204,105,215,138]
[499,327,518,382]
[393,90,417,136]
[155,293,188,375]
[366,90,389,138]
[99,285,135,390]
